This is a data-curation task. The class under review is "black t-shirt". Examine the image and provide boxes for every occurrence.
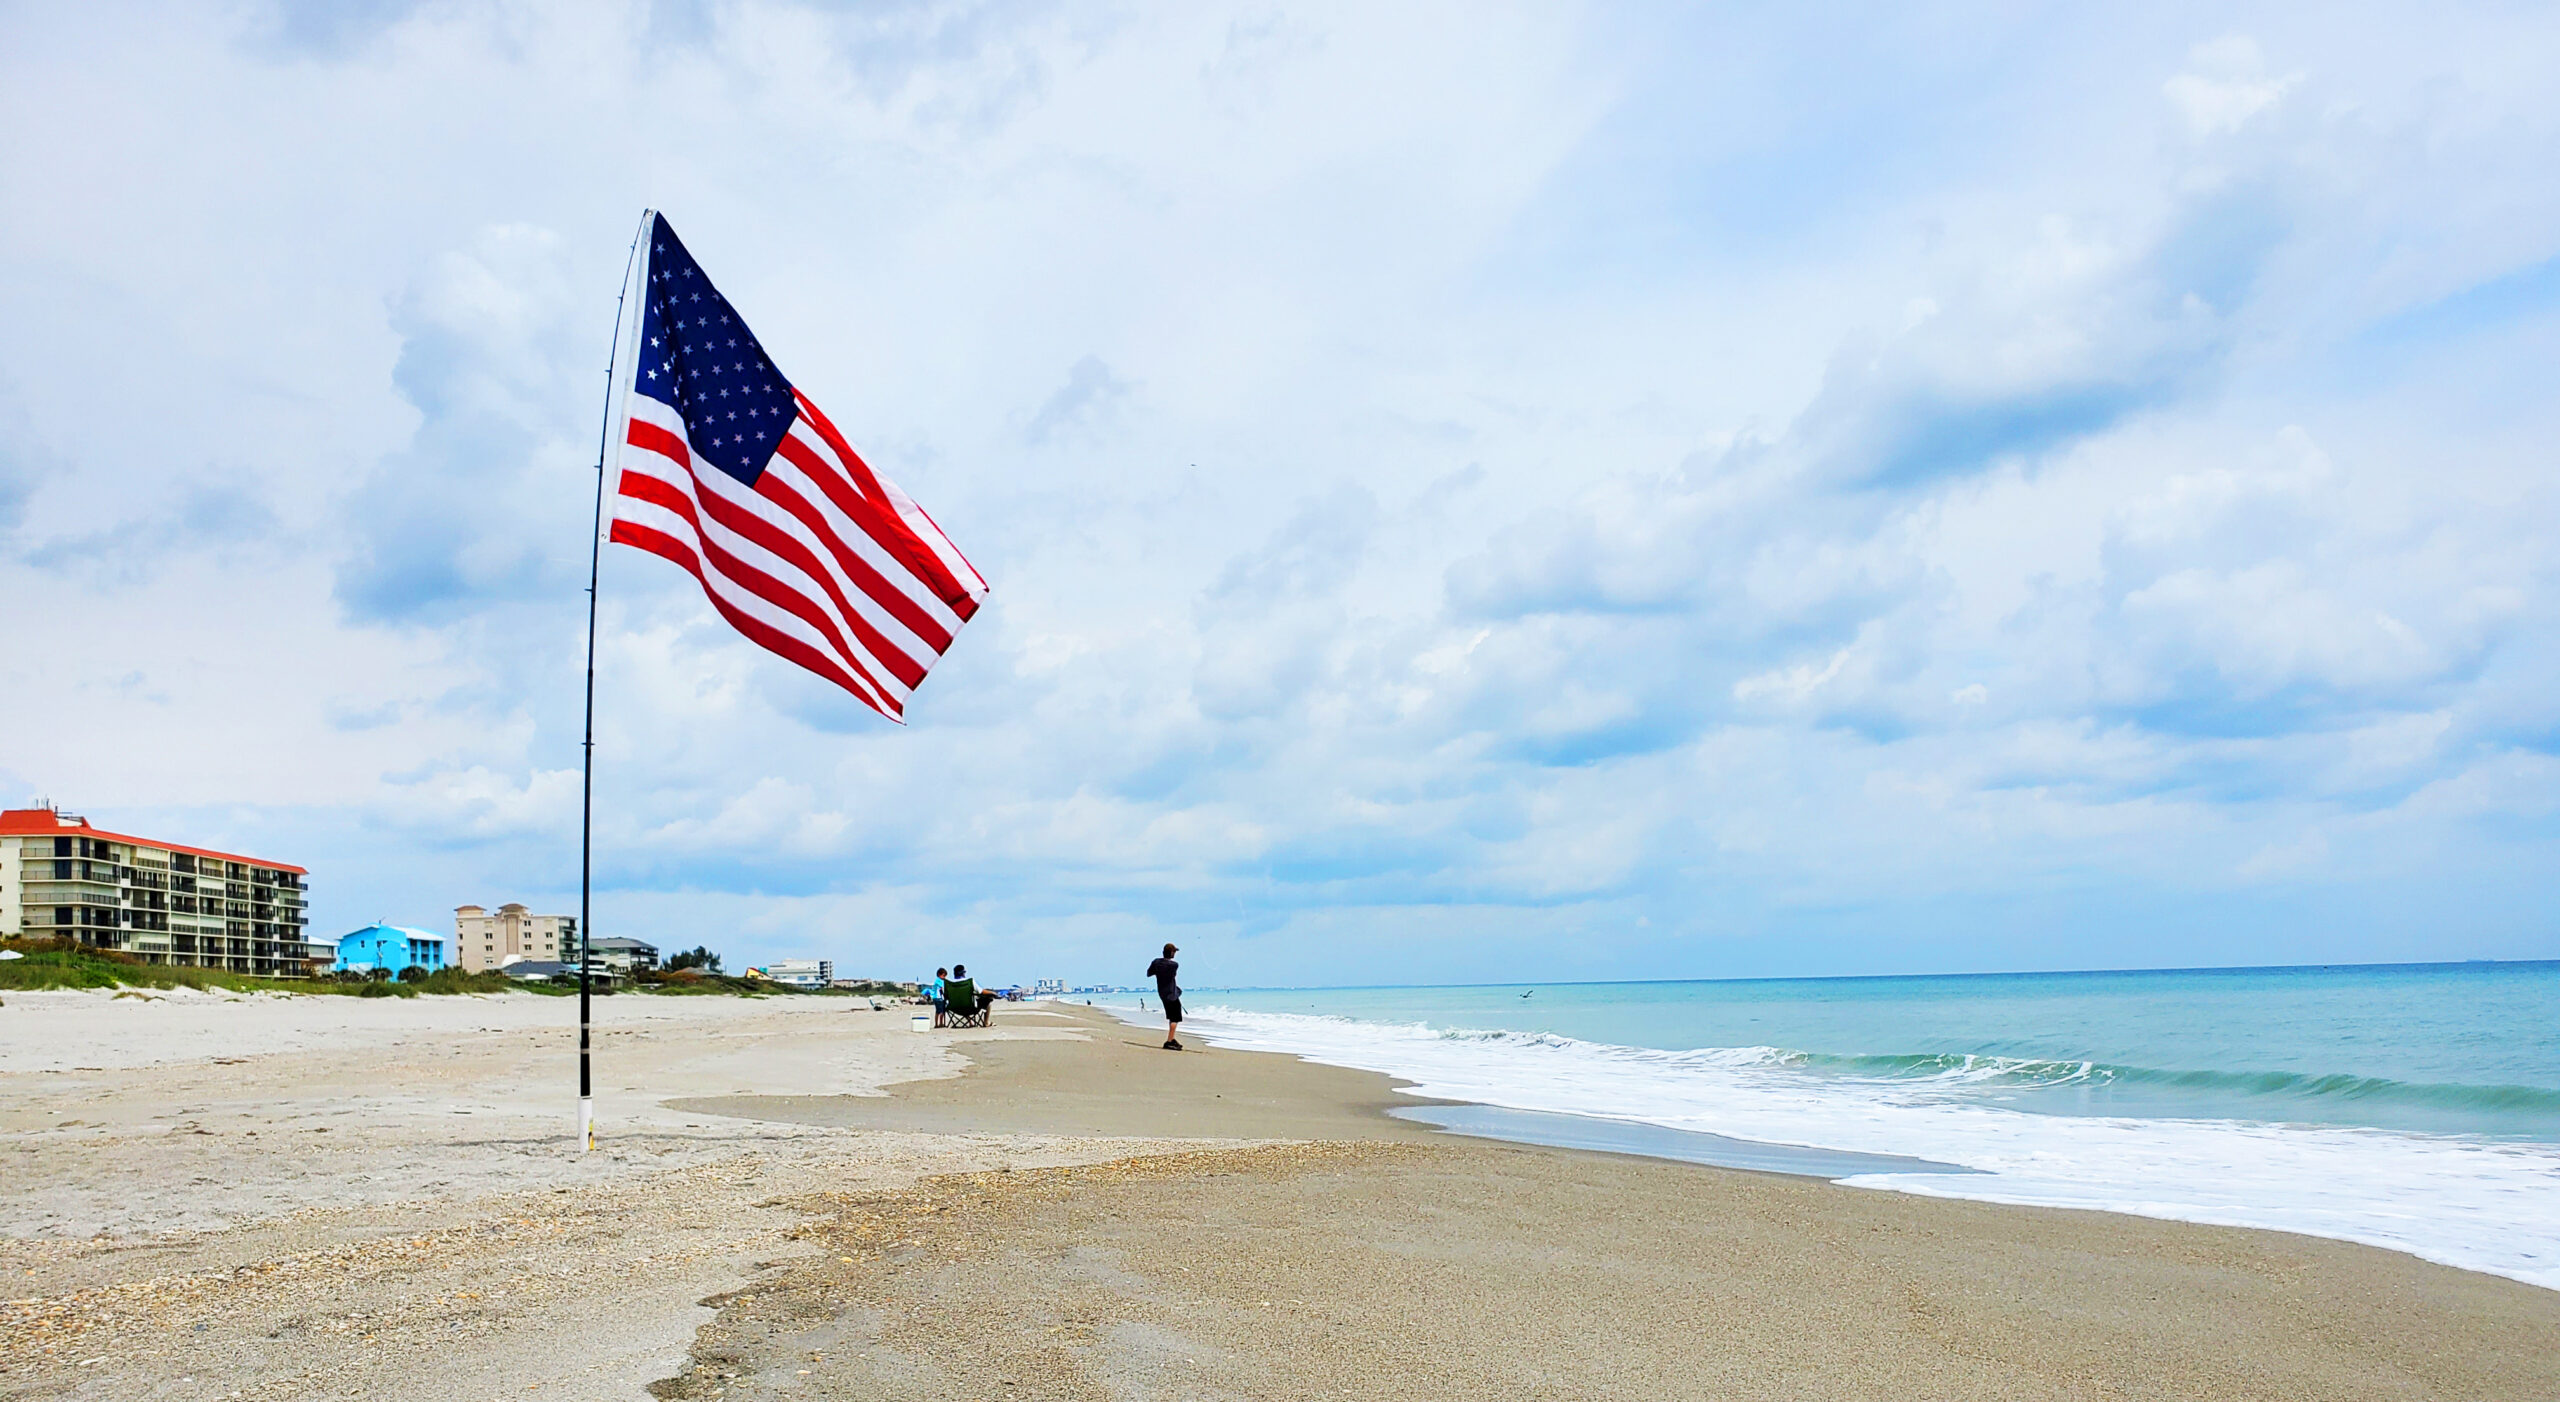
[1146,956,1180,1002]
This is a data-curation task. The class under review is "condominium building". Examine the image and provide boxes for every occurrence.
[761,958,834,990]
[452,902,578,972]
[0,806,315,976]
[588,937,659,976]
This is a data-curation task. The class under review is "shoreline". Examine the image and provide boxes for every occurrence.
[677,1003,2559,1399]
[3,991,2553,1400]
[1102,990,2560,1292]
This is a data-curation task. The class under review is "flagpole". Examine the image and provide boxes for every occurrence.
[579,210,649,1153]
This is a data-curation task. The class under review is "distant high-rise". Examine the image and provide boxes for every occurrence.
[0,807,316,976]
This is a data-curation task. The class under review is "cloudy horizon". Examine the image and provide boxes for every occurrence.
[4,1,2555,986]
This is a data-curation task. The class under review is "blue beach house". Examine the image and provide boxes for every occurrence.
[334,923,446,975]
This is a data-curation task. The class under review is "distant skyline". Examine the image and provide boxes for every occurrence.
[4,2,2556,986]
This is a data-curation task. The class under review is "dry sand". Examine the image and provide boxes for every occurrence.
[3,992,2554,1400]
[0,990,1183,1399]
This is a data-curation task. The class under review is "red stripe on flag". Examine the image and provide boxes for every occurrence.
[645,398,954,652]
[692,478,930,689]
[614,470,906,711]
[770,432,937,601]
[751,467,954,654]
[606,519,898,718]
[791,395,981,619]
[626,418,690,469]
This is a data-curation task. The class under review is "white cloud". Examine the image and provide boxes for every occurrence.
[1,2,2555,980]
[2163,35,2302,137]
[1734,648,1853,706]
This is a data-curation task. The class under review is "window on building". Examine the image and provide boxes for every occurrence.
[53,860,70,879]
[54,837,71,858]
[55,907,72,926]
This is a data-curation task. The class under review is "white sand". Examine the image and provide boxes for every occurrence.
[0,990,1182,1399]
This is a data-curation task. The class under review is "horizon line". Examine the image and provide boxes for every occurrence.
[1086,955,2560,997]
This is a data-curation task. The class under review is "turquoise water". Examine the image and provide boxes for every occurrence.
[1125,961,2560,1287]
[1195,961,2560,1138]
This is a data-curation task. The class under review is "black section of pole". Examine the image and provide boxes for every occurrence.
[579,213,647,1152]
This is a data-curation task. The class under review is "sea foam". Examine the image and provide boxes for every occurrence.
[1167,1003,2560,1291]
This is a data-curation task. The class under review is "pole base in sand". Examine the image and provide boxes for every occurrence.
[579,1096,594,1153]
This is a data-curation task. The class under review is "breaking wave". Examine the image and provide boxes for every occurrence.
[1142,1004,2560,1292]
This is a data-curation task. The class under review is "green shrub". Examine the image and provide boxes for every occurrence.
[0,939,541,997]
[635,967,776,996]
[0,946,130,990]
[665,944,723,973]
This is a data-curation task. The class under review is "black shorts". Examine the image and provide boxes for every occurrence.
[1160,995,1184,1024]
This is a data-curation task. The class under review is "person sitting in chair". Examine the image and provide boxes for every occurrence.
[938,965,995,1027]
[953,963,996,1022]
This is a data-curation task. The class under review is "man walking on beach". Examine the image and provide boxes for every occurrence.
[1146,943,1183,1050]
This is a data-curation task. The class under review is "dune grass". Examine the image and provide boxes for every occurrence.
[0,939,543,997]
[3,938,922,1000]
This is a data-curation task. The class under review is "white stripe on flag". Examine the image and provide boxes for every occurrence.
[611,447,904,716]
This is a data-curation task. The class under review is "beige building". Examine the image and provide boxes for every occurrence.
[452,902,578,972]
[0,806,317,976]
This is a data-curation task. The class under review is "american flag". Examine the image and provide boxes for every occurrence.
[606,212,986,723]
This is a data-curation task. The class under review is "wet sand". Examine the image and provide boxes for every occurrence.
[673,1013,1449,1141]
[3,994,2554,1400]
[675,1006,2560,1402]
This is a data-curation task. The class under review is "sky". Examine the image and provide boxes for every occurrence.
[3,0,2556,987]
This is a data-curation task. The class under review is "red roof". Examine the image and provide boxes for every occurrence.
[0,809,309,875]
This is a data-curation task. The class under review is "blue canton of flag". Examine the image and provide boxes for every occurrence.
[631,223,800,487]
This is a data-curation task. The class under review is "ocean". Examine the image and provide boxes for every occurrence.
[1092,961,2560,1289]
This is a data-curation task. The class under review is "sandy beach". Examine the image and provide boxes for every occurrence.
[3,992,2554,1400]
